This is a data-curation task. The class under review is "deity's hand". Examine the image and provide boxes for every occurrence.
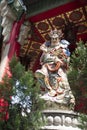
[50,47,63,56]
[50,48,56,53]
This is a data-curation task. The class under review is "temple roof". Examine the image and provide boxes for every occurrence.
[19,0,87,71]
[22,0,74,17]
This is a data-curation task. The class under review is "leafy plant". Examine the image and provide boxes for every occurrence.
[0,56,45,130]
[78,114,87,130]
[68,40,87,129]
[68,40,87,112]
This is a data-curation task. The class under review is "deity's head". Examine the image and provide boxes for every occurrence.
[49,29,63,45]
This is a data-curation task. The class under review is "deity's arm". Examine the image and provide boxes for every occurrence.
[40,41,52,53]
[60,47,71,70]
[40,43,48,52]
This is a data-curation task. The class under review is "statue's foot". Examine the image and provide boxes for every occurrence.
[48,89,57,97]
[57,87,64,94]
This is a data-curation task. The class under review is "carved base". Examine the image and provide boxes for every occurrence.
[41,109,80,130]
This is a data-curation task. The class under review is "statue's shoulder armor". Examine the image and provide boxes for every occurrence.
[44,41,51,47]
[61,39,70,46]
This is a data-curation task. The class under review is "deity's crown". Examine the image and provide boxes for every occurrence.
[49,29,63,39]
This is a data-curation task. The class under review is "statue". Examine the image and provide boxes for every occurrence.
[35,29,75,108]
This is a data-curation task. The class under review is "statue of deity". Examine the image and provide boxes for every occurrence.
[35,29,75,108]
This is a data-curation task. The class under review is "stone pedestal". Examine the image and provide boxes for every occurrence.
[41,109,81,130]
[39,88,80,130]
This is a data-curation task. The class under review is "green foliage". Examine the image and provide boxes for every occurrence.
[0,56,46,130]
[68,40,87,129]
[78,114,87,130]
[68,40,87,98]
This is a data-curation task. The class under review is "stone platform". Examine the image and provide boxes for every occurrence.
[41,109,81,130]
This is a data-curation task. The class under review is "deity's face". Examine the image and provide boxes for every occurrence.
[51,35,60,45]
